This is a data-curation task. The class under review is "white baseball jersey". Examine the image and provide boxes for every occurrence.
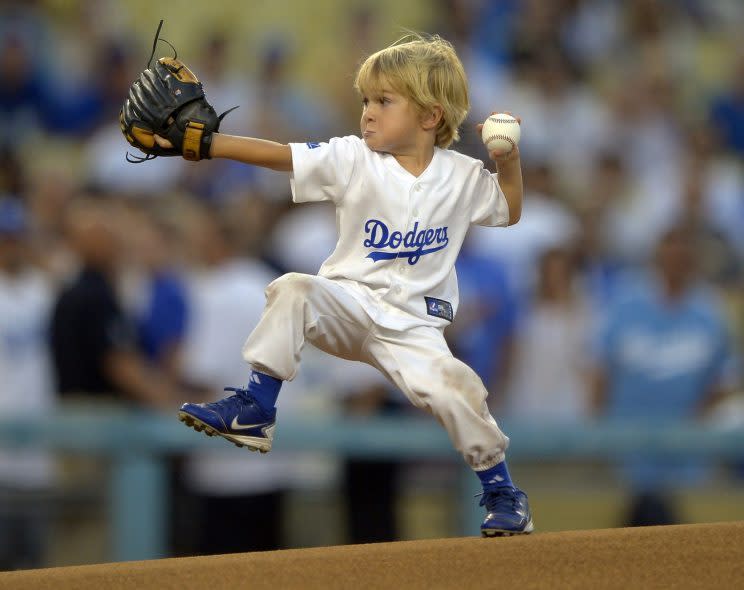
[288,135,510,331]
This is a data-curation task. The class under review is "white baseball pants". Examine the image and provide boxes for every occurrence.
[242,273,509,470]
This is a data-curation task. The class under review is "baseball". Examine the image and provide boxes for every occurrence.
[481,113,521,153]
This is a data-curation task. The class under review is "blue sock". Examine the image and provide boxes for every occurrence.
[245,370,282,411]
[476,461,514,491]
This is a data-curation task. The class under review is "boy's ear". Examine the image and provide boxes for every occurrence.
[421,104,444,131]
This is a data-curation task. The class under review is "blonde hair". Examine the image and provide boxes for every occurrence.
[354,33,470,149]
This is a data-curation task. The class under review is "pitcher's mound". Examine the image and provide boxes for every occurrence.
[2,521,743,589]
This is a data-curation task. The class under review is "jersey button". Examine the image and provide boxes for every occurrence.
[415,185,423,192]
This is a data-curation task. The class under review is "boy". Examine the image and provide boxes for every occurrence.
[173,34,532,536]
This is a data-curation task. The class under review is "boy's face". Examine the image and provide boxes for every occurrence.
[359,80,421,153]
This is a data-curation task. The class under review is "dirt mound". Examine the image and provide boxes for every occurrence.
[1,521,742,589]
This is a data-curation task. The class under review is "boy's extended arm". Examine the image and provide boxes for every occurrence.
[210,133,293,171]
[153,132,293,171]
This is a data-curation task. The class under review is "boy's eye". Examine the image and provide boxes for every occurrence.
[361,98,369,106]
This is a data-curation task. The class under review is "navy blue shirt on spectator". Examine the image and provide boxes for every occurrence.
[51,267,136,396]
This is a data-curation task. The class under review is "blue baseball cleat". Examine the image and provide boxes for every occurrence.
[480,486,534,537]
[178,387,276,453]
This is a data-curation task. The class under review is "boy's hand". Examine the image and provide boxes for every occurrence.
[477,111,521,165]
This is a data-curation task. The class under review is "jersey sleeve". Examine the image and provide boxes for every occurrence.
[288,136,360,204]
[470,167,511,227]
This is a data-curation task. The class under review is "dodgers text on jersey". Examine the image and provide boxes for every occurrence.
[363,219,449,264]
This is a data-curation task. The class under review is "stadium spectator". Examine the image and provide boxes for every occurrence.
[124,204,188,379]
[50,199,175,409]
[176,205,293,554]
[581,147,673,269]
[603,68,684,199]
[499,246,595,423]
[674,159,742,288]
[451,242,517,394]
[591,225,739,526]
[251,35,340,144]
[0,31,55,147]
[0,198,56,570]
[678,126,744,262]
[559,0,623,70]
[571,153,628,303]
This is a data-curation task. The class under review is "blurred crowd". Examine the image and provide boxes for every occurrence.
[2,0,744,569]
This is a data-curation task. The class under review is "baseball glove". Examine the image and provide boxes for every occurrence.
[120,21,235,163]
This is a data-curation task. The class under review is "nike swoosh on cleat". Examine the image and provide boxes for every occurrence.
[230,417,270,431]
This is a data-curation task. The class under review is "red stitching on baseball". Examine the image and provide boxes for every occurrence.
[484,135,515,149]
[487,117,518,125]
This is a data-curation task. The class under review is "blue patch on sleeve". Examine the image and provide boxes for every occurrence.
[425,297,453,322]
[306,142,320,149]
